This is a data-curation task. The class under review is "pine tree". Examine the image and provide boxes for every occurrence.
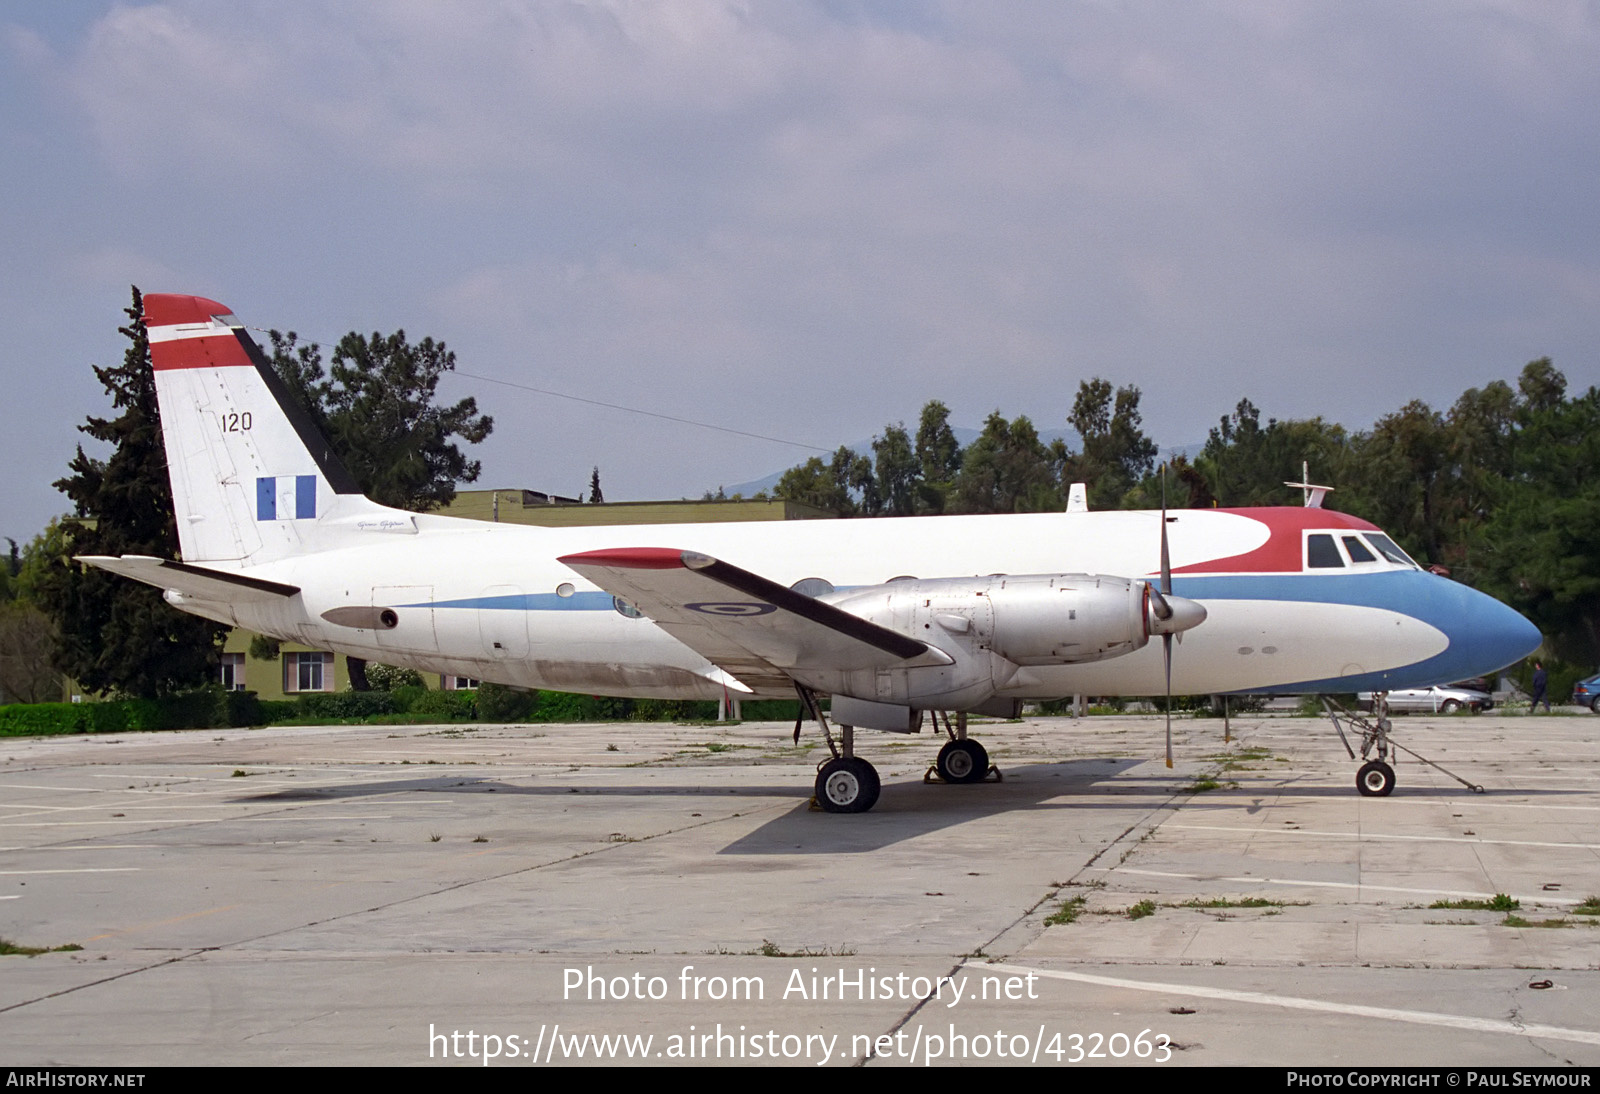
[265,322,493,690]
[265,328,491,511]
[34,288,224,698]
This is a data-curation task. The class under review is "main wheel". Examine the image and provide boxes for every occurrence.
[936,739,989,784]
[815,757,881,814]
[1356,760,1396,797]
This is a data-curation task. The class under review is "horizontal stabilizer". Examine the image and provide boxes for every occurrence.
[78,555,300,603]
[558,548,949,691]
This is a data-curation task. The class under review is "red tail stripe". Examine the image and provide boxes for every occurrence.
[143,293,233,327]
[150,332,253,371]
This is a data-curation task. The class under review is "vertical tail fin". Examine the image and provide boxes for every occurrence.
[145,294,405,564]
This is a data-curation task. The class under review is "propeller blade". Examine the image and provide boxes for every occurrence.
[1164,632,1174,768]
[1160,463,1172,597]
[1148,583,1174,622]
[1162,462,1174,768]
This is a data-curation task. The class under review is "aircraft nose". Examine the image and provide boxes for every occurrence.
[1455,585,1543,674]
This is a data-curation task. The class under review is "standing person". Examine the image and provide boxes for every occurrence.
[1531,661,1550,713]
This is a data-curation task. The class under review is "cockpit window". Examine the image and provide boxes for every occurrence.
[1306,534,1344,568]
[1342,536,1377,563]
[1365,534,1419,569]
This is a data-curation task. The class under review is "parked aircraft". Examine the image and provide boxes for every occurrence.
[82,294,1542,812]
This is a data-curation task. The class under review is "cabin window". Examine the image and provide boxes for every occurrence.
[1306,534,1344,568]
[1342,536,1377,563]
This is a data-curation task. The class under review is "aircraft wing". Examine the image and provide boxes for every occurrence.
[78,555,300,603]
[558,548,951,692]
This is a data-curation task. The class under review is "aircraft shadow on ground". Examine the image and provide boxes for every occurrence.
[229,758,1151,807]
[229,759,1177,853]
[229,764,1573,855]
[716,758,1163,854]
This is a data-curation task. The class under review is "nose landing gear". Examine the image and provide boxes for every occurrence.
[1321,695,1483,796]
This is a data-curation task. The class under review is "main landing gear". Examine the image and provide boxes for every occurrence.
[930,710,994,785]
[795,686,882,813]
[816,754,880,814]
[794,689,998,814]
[1321,695,1483,797]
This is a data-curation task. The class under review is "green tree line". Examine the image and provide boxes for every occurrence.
[774,361,1600,666]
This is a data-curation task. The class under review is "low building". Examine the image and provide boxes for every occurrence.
[444,489,832,526]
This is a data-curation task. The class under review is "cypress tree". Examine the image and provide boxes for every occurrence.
[35,287,224,698]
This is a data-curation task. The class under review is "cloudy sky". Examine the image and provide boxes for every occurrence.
[3,1,1598,542]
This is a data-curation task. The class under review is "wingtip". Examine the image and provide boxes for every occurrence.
[557,547,691,570]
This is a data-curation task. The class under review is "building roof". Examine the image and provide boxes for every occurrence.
[440,490,835,526]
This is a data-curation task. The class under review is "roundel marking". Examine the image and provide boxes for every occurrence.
[686,602,777,616]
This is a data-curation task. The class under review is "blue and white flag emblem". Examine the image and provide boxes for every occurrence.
[257,475,317,520]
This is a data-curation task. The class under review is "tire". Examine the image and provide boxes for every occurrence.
[1356,760,1396,797]
[936,739,989,784]
[1441,699,1461,713]
[815,757,881,814]
[1591,698,1600,714]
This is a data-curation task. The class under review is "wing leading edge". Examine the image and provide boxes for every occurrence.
[78,555,300,602]
[557,548,952,693]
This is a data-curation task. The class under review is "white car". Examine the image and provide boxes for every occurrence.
[1357,685,1493,714]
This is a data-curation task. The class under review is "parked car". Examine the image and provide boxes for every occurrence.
[1573,673,1600,712]
[1357,684,1493,714]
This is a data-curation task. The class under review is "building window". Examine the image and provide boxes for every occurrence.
[219,653,246,691]
[284,652,334,693]
[442,675,480,691]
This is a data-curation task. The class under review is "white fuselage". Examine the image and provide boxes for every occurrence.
[173,506,1528,702]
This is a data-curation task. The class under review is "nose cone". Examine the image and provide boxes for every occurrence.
[1445,583,1543,676]
[1150,594,1207,636]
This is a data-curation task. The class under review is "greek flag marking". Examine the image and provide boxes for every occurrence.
[256,475,318,520]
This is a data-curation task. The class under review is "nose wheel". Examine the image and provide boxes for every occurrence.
[1356,760,1396,797]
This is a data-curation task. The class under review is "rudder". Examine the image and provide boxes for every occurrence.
[144,294,395,564]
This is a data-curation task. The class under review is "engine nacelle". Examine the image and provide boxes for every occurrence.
[984,574,1152,665]
[800,572,1202,710]
[830,573,1153,666]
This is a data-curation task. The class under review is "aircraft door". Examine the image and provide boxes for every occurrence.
[478,585,530,661]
